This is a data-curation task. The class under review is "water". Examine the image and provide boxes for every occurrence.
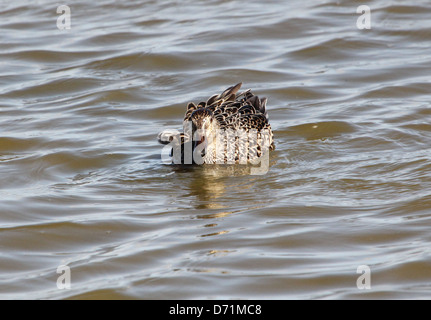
[1,0,431,299]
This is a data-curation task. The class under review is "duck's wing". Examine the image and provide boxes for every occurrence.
[181,83,275,150]
[215,89,275,150]
[184,83,244,121]
[212,88,271,128]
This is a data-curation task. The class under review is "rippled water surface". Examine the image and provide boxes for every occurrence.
[1,0,431,299]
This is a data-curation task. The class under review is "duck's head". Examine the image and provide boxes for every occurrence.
[188,108,218,150]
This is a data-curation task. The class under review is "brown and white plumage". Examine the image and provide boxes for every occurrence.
[158,83,275,164]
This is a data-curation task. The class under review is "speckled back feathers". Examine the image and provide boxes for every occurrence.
[183,82,275,152]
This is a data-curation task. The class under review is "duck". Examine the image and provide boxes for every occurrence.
[158,82,275,165]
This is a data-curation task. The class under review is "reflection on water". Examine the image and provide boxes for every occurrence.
[183,168,228,209]
[1,0,431,299]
